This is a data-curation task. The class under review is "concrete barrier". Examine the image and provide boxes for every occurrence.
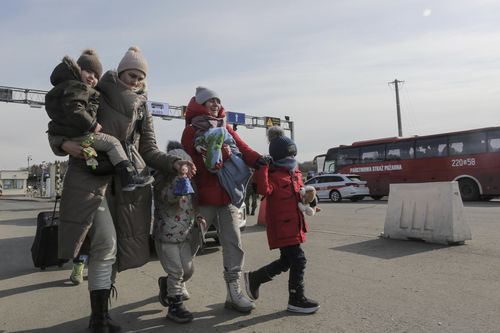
[382,182,471,245]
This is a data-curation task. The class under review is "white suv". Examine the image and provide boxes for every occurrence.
[304,173,369,202]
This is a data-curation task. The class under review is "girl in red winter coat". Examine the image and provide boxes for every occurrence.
[244,127,320,314]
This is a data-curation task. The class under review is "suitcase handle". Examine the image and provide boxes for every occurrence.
[50,195,61,226]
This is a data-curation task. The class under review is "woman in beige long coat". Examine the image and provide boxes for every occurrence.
[49,47,194,333]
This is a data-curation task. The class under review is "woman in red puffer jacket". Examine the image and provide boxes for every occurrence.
[181,87,261,313]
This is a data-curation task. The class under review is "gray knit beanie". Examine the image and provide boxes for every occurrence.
[268,126,297,161]
[195,86,220,105]
[77,49,103,78]
[117,46,148,76]
[166,141,191,161]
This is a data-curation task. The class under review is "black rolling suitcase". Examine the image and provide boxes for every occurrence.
[31,195,68,270]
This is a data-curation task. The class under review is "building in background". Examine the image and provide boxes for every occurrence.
[0,170,29,196]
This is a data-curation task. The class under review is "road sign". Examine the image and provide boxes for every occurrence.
[226,111,246,124]
[265,117,281,128]
[146,101,171,117]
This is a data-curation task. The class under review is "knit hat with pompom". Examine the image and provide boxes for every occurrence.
[77,49,103,78]
[267,126,297,161]
[117,46,148,76]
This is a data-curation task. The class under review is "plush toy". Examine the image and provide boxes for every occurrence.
[298,186,321,216]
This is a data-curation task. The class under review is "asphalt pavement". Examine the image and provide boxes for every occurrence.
[1,196,500,333]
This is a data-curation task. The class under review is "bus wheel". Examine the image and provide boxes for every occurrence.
[330,190,342,202]
[458,178,479,201]
[371,195,383,200]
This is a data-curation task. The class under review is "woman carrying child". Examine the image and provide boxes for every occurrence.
[181,87,261,313]
[48,47,194,333]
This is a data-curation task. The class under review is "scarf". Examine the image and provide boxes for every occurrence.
[273,157,298,171]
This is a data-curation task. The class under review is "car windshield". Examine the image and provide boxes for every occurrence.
[347,176,362,182]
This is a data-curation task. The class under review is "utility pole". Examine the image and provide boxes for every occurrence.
[27,155,32,175]
[388,79,404,137]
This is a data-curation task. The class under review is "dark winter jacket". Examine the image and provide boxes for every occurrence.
[256,164,308,249]
[45,56,99,137]
[49,70,180,271]
[181,96,260,206]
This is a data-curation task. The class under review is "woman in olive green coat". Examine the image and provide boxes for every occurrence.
[49,47,194,333]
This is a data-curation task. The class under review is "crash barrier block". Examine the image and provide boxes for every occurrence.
[382,182,471,245]
[257,197,267,226]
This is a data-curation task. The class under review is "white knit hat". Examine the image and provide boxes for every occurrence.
[117,46,148,76]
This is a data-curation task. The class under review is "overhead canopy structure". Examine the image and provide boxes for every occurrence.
[0,85,294,138]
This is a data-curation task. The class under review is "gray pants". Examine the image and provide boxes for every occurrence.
[74,132,128,166]
[198,204,244,282]
[87,197,117,291]
[155,240,194,296]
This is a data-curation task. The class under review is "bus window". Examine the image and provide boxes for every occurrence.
[449,132,486,156]
[314,154,326,173]
[360,144,385,163]
[416,137,448,158]
[386,141,415,160]
[337,147,360,167]
[487,130,500,152]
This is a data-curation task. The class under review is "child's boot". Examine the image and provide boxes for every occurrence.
[287,285,320,314]
[158,276,169,307]
[70,261,85,285]
[167,295,193,323]
[116,161,154,192]
[244,267,272,300]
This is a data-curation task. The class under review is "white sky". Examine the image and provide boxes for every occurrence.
[1,0,500,170]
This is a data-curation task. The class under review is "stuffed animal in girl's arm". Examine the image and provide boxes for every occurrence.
[298,186,321,216]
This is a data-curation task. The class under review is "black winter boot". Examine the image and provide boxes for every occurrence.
[287,285,320,314]
[251,207,256,215]
[244,267,273,301]
[158,276,169,307]
[89,289,122,333]
[167,295,193,323]
[115,161,154,192]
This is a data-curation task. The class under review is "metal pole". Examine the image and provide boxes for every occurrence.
[289,121,295,141]
[389,79,404,137]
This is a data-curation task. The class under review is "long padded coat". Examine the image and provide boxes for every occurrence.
[49,70,179,271]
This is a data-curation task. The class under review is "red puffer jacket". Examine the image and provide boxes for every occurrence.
[256,164,308,249]
[181,97,261,206]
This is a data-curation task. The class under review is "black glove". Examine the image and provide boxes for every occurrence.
[258,155,273,166]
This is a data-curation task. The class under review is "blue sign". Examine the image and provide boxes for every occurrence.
[226,111,246,124]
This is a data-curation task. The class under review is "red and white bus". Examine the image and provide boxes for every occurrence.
[314,126,500,201]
